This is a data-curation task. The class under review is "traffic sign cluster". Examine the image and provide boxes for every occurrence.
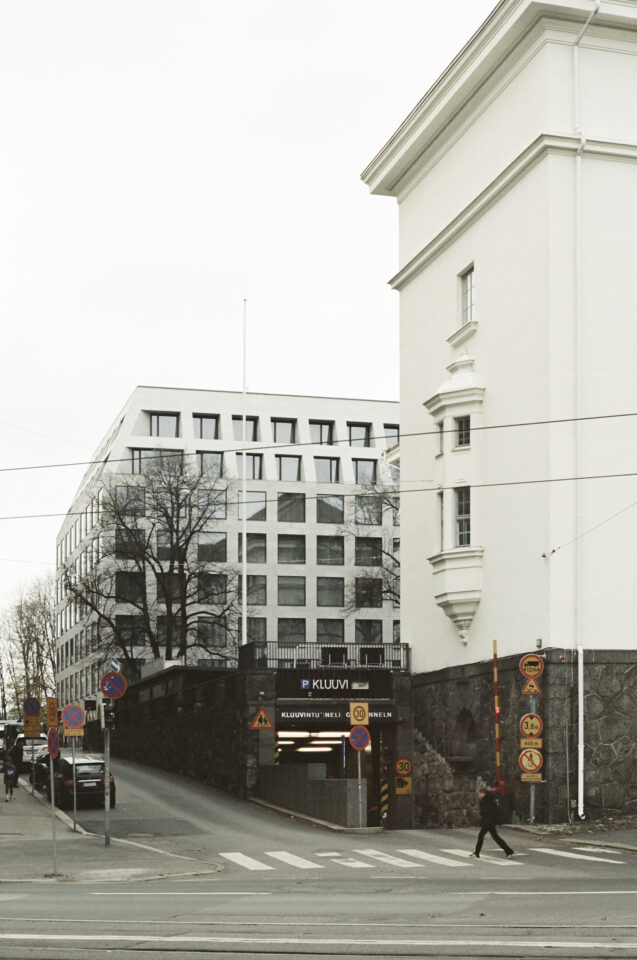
[519,654,545,783]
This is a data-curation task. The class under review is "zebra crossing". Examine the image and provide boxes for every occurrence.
[218,843,628,874]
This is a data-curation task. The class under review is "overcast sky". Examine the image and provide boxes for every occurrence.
[0,0,496,606]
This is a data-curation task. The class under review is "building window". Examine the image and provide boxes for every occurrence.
[278,576,305,606]
[348,422,371,447]
[193,414,219,440]
[198,488,227,521]
[314,457,340,483]
[149,413,180,438]
[156,572,184,605]
[392,496,400,527]
[317,619,344,645]
[355,578,383,608]
[317,577,344,607]
[438,491,444,551]
[130,449,155,475]
[238,617,267,644]
[393,620,400,643]
[115,486,145,517]
[277,618,305,645]
[316,535,344,565]
[455,487,471,546]
[278,534,306,564]
[238,532,267,563]
[437,422,444,456]
[460,266,474,327]
[236,453,263,480]
[115,528,145,560]
[355,620,382,644]
[232,416,258,441]
[197,617,227,648]
[197,451,223,477]
[153,449,183,475]
[238,575,267,605]
[310,421,333,445]
[278,492,305,522]
[198,531,227,562]
[156,487,187,520]
[316,495,344,524]
[272,418,296,444]
[455,416,470,448]
[355,537,382,566]
[238,491,266,521]
[198,573,227,605]
[384,424,399,448]
[115,615,145,646]
[115,572,145,604]
[276,456,301,481]
[353,459,377,484]
[355,495,382,525]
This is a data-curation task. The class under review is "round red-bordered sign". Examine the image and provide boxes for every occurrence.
[394,757,413,776]
[519,748,543,773]
[349,726,370,751]
[47,728,60,759]
[100,671,127,699]
[61,703,85,728]
[520,713,543,737]
[519,654,545,679]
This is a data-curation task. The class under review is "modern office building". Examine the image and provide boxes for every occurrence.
[363,0,637,820]
[55,386,401,709]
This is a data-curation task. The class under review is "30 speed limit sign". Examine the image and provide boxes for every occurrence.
[394,757,413,776]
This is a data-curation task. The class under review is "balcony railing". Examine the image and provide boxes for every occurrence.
[239,641,410,672]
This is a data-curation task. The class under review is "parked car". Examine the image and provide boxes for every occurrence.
[46,752,116,809]
[29,746,52,790]
[11,734,48,772]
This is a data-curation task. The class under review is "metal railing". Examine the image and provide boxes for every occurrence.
[239,641,409,672]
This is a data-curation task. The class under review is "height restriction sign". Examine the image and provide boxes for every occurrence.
[519,713,543,738]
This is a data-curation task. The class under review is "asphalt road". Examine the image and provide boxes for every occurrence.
[1,758,636,959]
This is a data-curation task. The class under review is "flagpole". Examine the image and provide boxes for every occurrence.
[241,299,247,648]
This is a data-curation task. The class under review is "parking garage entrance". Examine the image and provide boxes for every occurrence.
[267,668,402,827]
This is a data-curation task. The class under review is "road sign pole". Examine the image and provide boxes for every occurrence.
[49,753,57,875]
[71,737,77,831]
[529,693,536,824]
[104,724,111,847]
[357,749,363,828]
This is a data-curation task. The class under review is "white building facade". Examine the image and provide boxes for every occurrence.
[363,0,637,820]
[55,387,400,707]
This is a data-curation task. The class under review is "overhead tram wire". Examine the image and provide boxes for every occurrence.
[2,410,637,475]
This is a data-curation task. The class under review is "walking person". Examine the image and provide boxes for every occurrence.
[470,787,514,858]
[3,755,16,802]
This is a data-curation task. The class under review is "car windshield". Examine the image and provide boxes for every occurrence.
[22,739,46,748]
[76,764,103,776]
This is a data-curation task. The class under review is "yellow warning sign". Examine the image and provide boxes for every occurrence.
[395,776,412,795]
[521,676,542,695]
[250,707,274,731]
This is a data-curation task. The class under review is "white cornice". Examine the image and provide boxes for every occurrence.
[389,134,637,291]
[361,0,637,197]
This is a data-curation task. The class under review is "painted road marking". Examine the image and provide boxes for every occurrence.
[397,848,469,868]
[442,848,522,866]
[219,853,274,871]
[265,851,323,869]
[531,847,625,864]
[352,848,424,868]
[315,852,373,868]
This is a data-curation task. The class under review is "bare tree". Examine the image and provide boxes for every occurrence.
[0,575,56,713]
[62,456,242,674]
[342,482,400,614]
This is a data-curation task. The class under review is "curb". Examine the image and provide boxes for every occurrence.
[510,822,637,854]
[249,797,384,834]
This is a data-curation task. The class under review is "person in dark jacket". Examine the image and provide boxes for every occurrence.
[3,755,16,801]
[470,787,514,858]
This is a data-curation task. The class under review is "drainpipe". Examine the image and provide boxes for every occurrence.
[572,1,600,822]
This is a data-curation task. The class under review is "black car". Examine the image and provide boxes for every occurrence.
[45,752,116,809]
[30,746,52,790]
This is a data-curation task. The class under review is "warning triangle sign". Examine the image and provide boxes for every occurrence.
[250,707,274,731]
[522,677,542,695]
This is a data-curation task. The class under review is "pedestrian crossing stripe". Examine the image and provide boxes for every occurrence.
[531,847,625,864]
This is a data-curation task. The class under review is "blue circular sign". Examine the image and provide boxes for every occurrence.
[349,726,370,751]
[61,703,85,728]
[100,671,127,699]
[23,697,40,716]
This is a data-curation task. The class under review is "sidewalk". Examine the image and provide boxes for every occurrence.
[0,779,222,883]
[512,814,637,853]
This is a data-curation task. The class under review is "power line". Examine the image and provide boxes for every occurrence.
[2,410,637,475]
